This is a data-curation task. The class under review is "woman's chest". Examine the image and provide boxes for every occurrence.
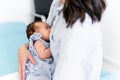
[49,12,67,61]
[50,12,67,42]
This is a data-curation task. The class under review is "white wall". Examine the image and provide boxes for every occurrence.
[101,0,120,75]
[0,0,35,24]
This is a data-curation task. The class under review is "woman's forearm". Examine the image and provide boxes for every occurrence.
[25,43,29,49]
[19,43,28,51]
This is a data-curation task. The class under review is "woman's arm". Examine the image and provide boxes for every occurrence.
[34,40,52,59]
[18,43,36,80]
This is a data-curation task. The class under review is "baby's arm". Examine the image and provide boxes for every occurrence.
[34,40,52,59]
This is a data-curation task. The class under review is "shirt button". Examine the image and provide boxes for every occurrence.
[51,35,54,41]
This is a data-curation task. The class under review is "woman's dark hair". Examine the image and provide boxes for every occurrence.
[63,0,106,27]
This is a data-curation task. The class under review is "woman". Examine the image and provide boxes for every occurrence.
[18,0,106,80]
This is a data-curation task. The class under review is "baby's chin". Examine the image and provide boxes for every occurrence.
[43,37,50,42]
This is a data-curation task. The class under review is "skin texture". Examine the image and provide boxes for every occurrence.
[33,22,52,59]
[18,44,36,80]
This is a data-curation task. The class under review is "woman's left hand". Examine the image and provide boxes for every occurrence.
[18,44,36,80]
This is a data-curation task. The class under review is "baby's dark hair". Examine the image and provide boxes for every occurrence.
[26,21,41,39]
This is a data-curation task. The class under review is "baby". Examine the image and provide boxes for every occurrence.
[25,21,54,80]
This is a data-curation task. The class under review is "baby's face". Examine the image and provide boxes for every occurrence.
[34,22,50,41]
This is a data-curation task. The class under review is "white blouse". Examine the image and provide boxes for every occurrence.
[46,0,103,80]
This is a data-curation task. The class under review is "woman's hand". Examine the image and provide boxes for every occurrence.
[18,44,36,80]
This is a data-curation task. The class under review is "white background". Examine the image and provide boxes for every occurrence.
[101,0,120,75]
[0,0,35,24]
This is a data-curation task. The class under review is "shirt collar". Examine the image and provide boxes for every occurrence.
[55,4,64,16]
[57,4,64,11]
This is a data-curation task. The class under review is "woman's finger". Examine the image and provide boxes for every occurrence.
[27,51,37,64]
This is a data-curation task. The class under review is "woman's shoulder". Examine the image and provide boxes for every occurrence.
[67,13,102,40]
[72,14,101,31]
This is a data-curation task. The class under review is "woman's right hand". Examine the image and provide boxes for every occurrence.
[18,44,36,80]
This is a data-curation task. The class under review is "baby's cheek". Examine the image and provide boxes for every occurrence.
[36,29,41,33]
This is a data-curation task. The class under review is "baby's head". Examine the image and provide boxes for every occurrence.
[26,21,50,41]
